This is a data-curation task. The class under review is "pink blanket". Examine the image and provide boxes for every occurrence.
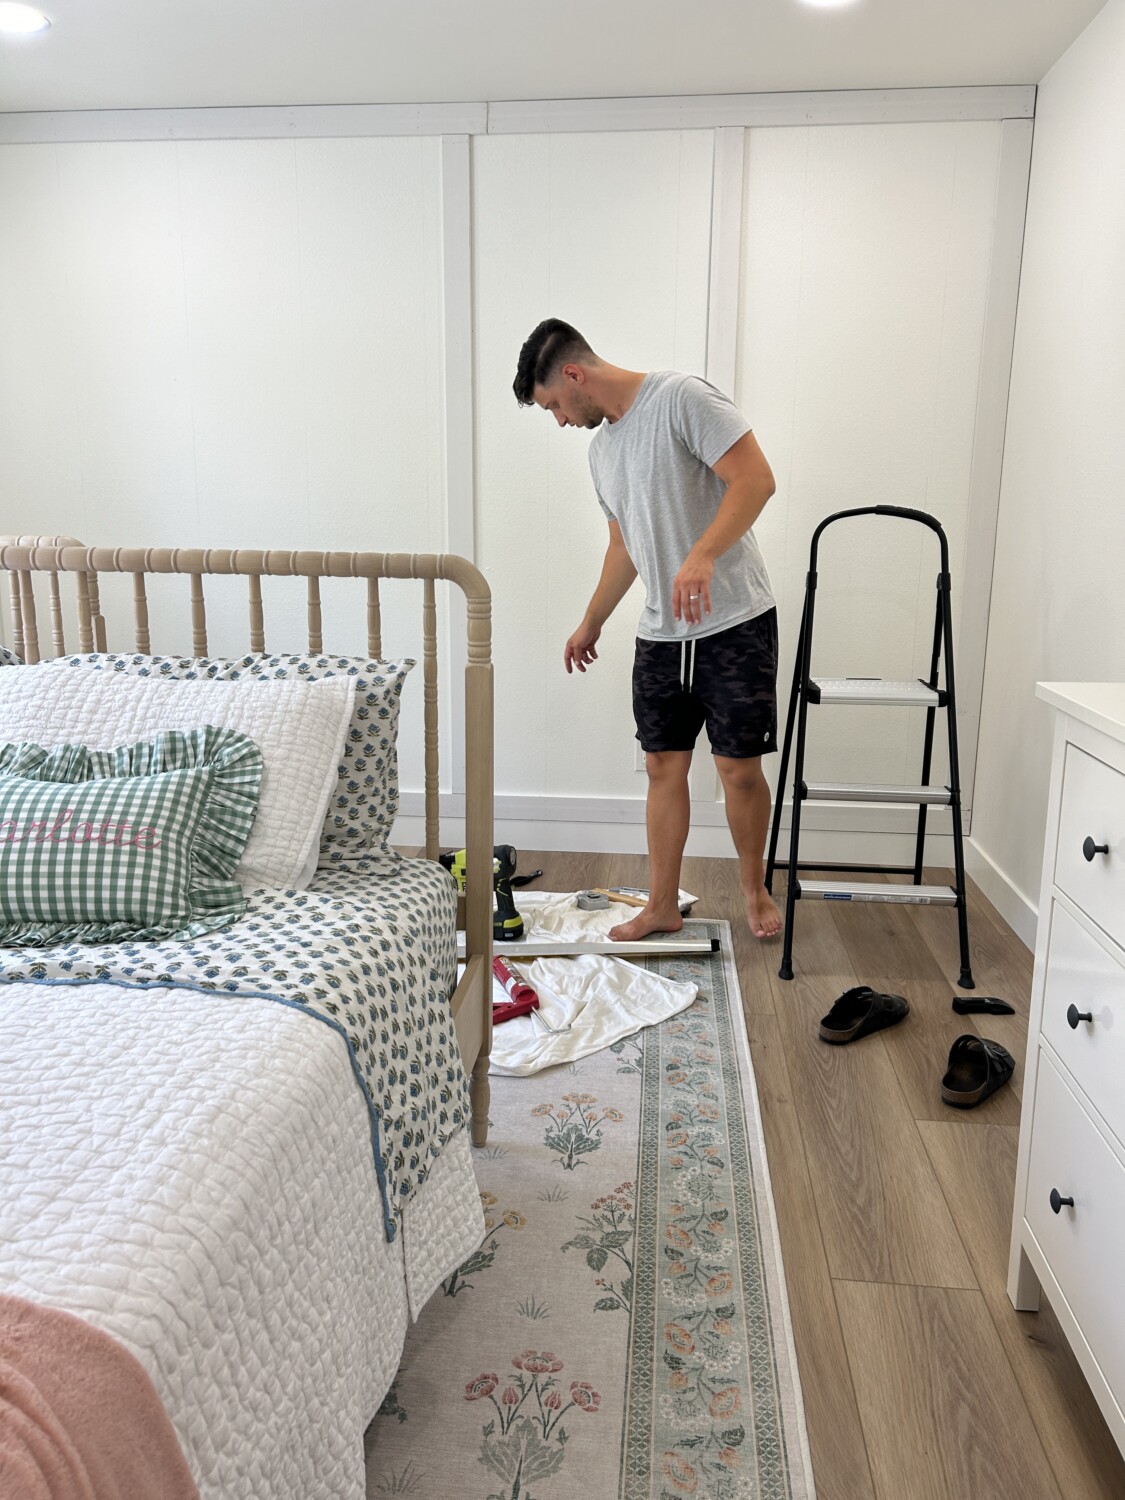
[0,1293,199,1500]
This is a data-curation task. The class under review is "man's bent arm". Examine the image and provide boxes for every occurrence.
[674,431,775,624]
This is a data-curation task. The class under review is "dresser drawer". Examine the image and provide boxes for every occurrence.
[1043,900,1125,1149]
[1025,1050,1125,1410]
[1055,745,1125,942]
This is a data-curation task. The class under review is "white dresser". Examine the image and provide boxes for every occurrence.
[1009,682,1125,1456]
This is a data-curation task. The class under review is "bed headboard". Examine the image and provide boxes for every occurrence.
[0,539,495,990]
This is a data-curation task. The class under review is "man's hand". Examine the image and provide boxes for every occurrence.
[565,623,601,674]
[672,557,714,626]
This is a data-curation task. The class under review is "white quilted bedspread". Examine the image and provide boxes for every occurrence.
[0,982,485,1500]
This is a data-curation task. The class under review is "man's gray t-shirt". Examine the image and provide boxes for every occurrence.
[588,371,774,641]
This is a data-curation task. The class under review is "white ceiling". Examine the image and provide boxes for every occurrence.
[0,0,1108,115]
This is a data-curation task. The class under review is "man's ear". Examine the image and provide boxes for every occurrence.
[561,362,585,386]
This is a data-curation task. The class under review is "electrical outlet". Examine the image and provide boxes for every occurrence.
[635,741,647,773]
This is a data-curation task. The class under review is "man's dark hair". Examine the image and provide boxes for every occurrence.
[513,319,597,406]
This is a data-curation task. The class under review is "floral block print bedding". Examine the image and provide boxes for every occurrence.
[0,856,464,1240]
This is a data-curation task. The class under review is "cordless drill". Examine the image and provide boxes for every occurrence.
[439,843,525,941]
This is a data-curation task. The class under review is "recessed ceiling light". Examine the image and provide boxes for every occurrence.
[0,3,51,34]
[798,0,861,8]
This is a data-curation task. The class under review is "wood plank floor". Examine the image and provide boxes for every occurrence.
[500,850,1125,1500]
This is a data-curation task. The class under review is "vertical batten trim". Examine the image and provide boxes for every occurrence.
[692,126,747,807]
[706,126,746,399]
[441,133,475,797]
[955,114,1035,834]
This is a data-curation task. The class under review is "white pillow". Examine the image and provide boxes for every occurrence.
[0,669,355,892]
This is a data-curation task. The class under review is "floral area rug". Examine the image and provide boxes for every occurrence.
[365,919,815,1500]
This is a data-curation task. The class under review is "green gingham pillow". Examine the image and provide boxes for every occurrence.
[0,726,262,946]
[0,646,22,667]
[52,653,413,862]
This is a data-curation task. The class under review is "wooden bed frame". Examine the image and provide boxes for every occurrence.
[0,535,494,1145]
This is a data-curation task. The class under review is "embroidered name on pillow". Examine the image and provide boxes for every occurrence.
[0,811,164,847]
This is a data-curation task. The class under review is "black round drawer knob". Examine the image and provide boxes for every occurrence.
[1067,1004,1094,1029]
[1050,1189,1075,1215]
[1083,836,1109,862]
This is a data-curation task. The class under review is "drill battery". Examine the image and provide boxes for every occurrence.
[439,843,525,941]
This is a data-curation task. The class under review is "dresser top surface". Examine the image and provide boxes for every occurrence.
[1038,682,1125,743]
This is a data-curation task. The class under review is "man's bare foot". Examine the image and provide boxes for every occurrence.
[608,905,684,941]
[746,883,782,940]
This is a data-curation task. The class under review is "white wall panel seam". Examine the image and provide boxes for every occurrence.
[52,143,90,539]
[487,88,1037,135]
[0,103,489,144]
[172,143,203,534]
[440,134,474,795]
[399,785,970,838]
[955,115,1036,834]
[0,89,1036,146]
[291,139,314,537]
[705,128,744,401]
[693,124,746,806]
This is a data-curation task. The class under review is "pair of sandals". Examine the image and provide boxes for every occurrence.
[818,984,1015,1109]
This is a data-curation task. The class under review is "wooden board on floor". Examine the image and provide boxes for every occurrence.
[835,1279,1064,1500]
[766,881,976,1290]
[920,1118,1125,1500]
[747,1015,877,1500]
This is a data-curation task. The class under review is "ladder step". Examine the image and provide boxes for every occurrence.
[804,782,952,805]
[798,880,958,905]
[809,677,941,706]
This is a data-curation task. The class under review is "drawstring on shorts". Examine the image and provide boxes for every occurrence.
[680,638,697,696]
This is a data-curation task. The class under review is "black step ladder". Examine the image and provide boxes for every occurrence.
[765,505,975,989]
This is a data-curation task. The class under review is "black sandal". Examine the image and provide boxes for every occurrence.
[941,1034,1015,1108]
[819,985,910,1045]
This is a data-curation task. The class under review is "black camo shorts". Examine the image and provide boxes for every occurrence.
[632,608,778,759]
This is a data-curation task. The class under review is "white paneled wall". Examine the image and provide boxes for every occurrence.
[741,122,1002,818]
[473,130,714,802]
[0,137,445,551]
[0,98,1031,857]
[0,136,447,778]
[972,0,1125,944]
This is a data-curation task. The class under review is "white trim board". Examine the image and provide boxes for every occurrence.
[397,809,957,866]
[440,133,474,795]
[0,87,1036,145]
[0,102,489,143]
[488,86,1035,135]
[399,788,969,834]
[952,115,1035,824]
[964,837,1038,952]
[399,788,964,867]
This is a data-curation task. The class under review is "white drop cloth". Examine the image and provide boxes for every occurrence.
[487,892,699,1076]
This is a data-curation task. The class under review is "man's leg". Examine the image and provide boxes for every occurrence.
[608,749,692,941]
[714,754,782,939]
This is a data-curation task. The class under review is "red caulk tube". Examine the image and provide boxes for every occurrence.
[492,956,540,1024]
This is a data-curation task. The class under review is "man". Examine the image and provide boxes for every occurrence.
[513,318,782,941]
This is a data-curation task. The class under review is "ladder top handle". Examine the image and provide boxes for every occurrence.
[809,505,949,571]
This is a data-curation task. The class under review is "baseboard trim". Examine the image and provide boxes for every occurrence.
[965,838,1038,951]
[396,788,959,867]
